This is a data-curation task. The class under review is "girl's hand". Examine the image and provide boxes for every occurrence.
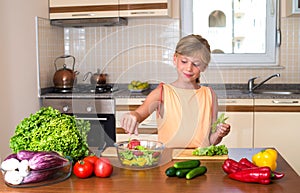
[120,112,139,135]
[216,123,231,138]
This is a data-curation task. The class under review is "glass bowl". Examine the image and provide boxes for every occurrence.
[1,159,72,188]
[114,140,165,169]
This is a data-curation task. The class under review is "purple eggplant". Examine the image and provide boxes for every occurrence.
[17,150,60,161]
[22,170,55,184]
[28,152,68,170]
[3,153,18,161]
[17,150,38,160]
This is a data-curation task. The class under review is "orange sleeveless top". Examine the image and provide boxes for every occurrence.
[157,84,213,148]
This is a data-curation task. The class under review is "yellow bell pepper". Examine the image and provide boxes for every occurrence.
[252,148,277,171]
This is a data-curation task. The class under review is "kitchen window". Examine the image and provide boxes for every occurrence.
[181,0,280,67]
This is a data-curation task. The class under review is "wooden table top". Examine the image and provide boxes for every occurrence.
[0,148,299,193]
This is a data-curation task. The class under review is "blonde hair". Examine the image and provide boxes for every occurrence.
[175,34,211,70]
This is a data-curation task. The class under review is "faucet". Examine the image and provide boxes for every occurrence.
[248,73,280,93]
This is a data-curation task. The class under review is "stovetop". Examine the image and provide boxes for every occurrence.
[52,84,117,94]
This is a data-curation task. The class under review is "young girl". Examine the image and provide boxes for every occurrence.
[121,34,231,148]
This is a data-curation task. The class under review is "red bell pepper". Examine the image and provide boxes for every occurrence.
[238,157,284,180]
[239,157,257,168]
[228,166,272,185]
[222,158,248,174]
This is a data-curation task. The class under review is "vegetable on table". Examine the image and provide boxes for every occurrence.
[22,170,54,184]
[17,150,43,161]
[186,166,207,180]
[83,155,99,166]
[228,166,273,185]
[4,171,23,185]
[173,160,200,169]
[94,158,113,178]
[165,166,177,177]
[1,158,20,171]
[238,157,284,180]
[28,152,69,170]
[1,150,70,185]
[165,160,207,180]
[73,156,113,178]
[176,168,192,178]
[222,158,284,182]
[222,158,248,174]
[9,107,90,161]
[18,160,30,177]
[252,149,277,171]
[192,144,228,156]
[238,157,257,168]
[73,160,94,179]
[3,153,17,161]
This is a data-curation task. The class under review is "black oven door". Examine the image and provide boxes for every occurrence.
[75,114,116,155]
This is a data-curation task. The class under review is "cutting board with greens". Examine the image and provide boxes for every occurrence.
[172,145,229,160]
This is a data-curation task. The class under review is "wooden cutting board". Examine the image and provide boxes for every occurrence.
[172,149,228,160]
[101,147,117,157]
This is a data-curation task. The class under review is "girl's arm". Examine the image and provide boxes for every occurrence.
[209,89,231,145]
[121,86,162,135]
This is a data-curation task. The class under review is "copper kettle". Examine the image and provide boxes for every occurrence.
[53,55,78,89]
[83,69,108,85]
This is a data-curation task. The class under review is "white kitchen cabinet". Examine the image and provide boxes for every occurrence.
[218,99,254,148]
[49,0,177,20]
[115,98,157,133]
[254,99,300,175]
[281,0,300,17]
[119,0,175,17]
[49,0,120,19]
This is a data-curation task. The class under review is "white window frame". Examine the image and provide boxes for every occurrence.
[180,0,280,67]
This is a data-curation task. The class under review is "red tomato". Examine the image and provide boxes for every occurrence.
[127,139,140,149]
[83,155,99,165]
[73,160,94,178]
[94,157,113,178]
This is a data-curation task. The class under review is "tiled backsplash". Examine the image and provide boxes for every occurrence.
[37,17,64,90]
[64,18,180,85]
[38,16,300,89]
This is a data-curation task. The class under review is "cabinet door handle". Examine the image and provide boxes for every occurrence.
[225,100,237,104]
[130,11,155,15]
[72,13,95,17]
[272,100,299,104]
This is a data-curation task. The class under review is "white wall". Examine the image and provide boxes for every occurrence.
[0,0,48,160]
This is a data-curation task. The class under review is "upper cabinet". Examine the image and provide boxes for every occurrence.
[49,0,120,19]
[281,0,300,17]
[118,0,173,17]
[49,0,177,20]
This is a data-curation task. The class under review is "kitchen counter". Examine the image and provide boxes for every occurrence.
[0,148,299,193]
[39,84,300,99]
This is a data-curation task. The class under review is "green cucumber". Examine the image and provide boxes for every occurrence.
[186,166,207,180]
[165,166,177,177]
[175,168,192,178]
[174,160,200,169]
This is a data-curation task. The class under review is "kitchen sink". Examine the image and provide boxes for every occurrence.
[243,90,300,95]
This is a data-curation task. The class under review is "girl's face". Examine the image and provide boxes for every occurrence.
[173,53,204,83]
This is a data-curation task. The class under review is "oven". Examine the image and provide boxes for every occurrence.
[41,97,116,156]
